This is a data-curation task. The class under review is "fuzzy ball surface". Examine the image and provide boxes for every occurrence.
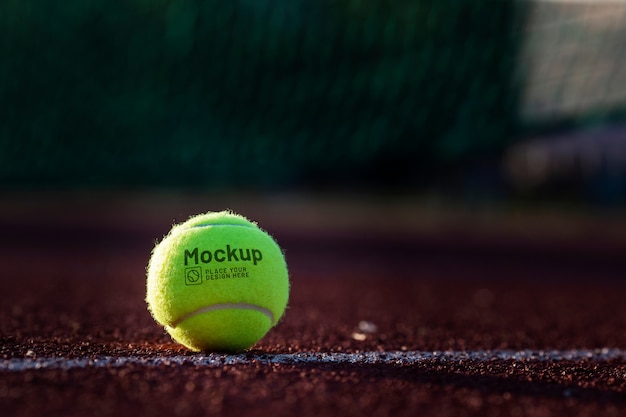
[146,211,289,352]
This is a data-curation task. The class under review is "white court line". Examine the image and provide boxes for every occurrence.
[2,349,626,372]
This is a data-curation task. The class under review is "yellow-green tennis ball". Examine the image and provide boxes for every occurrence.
[146,211,289,352]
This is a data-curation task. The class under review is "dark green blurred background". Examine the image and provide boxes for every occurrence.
[1,0,625,199]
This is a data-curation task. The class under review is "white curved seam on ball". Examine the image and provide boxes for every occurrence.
[170,303,275,327]
[187,223,257,229]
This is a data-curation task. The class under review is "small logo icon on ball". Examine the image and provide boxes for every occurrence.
[185,267,203,285]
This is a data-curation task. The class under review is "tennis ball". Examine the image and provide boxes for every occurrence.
[146,211,289,352]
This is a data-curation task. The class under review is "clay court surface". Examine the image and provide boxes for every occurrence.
[1,191,626,417]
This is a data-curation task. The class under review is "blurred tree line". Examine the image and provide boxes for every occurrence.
[0,0,525,190]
